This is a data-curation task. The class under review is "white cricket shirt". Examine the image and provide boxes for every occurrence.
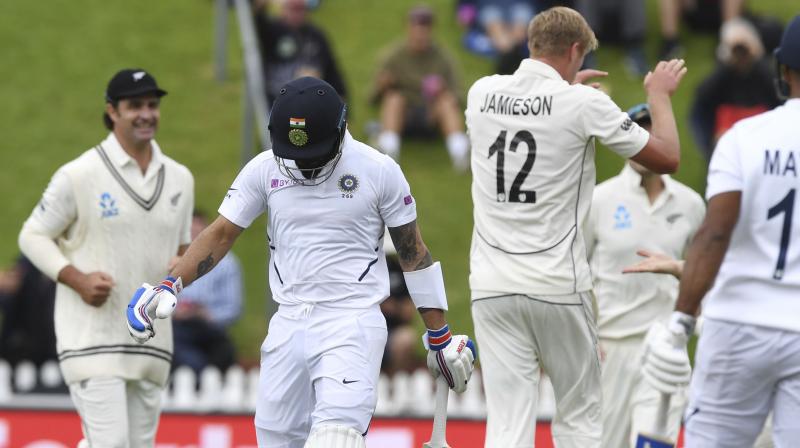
[18,133,193,385]
[466,59,650,299]
[702,99,800,332]
[219,131,417,307]
[586,165,705,339]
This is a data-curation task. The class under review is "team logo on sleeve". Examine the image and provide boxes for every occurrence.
[288,117,308,147]
[620,118,633,131]
[338,174,359,197]
[99,192,119,218]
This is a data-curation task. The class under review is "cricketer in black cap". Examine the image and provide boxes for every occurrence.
[268,77,347,185]
[103,68,167,131]
[774,15,800,99]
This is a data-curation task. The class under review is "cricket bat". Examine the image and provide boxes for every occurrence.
[423,377,451,448]
[635,392,675,448]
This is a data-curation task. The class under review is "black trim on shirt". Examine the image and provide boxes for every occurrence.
[95,145,165,211]
[358,257,380,281]
[58,344,172,363]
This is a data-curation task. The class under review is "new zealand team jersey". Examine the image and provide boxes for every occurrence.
[219,131,417,307]
[466,59,650,299]
[703,99,800,332]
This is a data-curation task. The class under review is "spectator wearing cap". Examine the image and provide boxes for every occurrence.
[689,17,781,160]
[584,103,706,448]
[253,0,348,104]
[371,5,471,171]
[17,68,194,447]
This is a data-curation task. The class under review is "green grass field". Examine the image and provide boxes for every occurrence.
[1,0,795,362]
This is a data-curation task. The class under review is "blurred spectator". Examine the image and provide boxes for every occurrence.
[0,256,57,366]
[657,0,744,60]
[577,0,649,77]
[380,254,424,375]
[253,0,348,104]
[371,5,470,171]
[458,0,538,74]
[172,210,243,373]
[689,18,780,160]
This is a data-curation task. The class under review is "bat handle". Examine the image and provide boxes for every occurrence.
[656,392,671,436]
[430,377,450,446]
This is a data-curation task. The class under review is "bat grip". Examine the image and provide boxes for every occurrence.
[656,392,671,436]
[430,376,450,446]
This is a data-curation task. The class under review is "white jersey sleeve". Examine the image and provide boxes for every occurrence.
[218,153,270,228]
[179,171,195,246]
[379,160,417,228]
[582,88,649,158]
[18,167,77,280]
[705,129,744,199]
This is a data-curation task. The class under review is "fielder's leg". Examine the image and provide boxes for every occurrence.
[68,376,130,448]
[600,337,638,448]
[534,292,602,448]
[472,295,541,448]
[126,379,163,448]
[684,319,773,447]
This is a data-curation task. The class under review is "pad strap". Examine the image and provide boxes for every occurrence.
[158,276,183,295]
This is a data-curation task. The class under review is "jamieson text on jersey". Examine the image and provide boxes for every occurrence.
[478,94,553,116]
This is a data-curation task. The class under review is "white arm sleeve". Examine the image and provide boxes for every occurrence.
[18,168,77,281]
[403,261,448,311]
[705,129,743,200]
[379,158,417,227]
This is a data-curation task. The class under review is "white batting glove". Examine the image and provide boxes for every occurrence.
[126,277,181,344]
[423,325,477,393]
[642,311,695,394]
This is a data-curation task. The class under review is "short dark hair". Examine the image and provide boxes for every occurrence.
[103,99,119,130]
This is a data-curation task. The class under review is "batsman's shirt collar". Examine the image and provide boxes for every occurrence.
[101,132,165,182]
[514,58,565,81]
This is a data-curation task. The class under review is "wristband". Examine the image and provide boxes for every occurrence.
[403,262,448,311]
[425,324,452,351]
[668,311,696,338]
[157,276,183,295]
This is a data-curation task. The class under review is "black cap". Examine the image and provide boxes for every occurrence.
[105,69,167,102]
[776,15,800,70]
[268,77,346,161]
[627,103,651,125]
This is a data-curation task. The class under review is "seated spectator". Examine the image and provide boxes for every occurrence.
[371,5,470,171]
[657,0,744,60]
[253,0,348,104]
[689,18,780,159]
[172,211,243,374]
[0,256,57,366]
[380,253,425,375]
[577,0,649,77]
[459,0,538,74]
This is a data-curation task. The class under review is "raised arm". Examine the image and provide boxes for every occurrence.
[630,59,687,174]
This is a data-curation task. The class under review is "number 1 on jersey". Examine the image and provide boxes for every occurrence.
[767,188,795,280]
[488,130,537,203]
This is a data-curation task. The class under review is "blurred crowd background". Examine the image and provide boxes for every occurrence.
[0,0,796,377]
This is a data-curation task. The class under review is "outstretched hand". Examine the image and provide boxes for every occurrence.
[644,59,687,97]
[622,250,683,279]
[573,69,608,89]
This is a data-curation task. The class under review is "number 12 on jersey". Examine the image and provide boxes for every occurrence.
[488,130,537,204]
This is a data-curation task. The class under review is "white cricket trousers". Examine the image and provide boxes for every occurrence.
[600,336,686,448]
[472,293,601,448]
[255,303,387,448]
[68,376,162,448]
[685,318,800,447]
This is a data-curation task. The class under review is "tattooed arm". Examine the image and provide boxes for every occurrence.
[388,220,446,330]
[168,215,244,287]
